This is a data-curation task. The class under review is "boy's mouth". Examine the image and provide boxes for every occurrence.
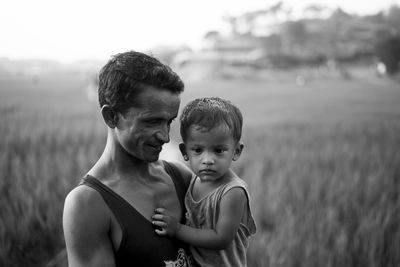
[199,169,216,175]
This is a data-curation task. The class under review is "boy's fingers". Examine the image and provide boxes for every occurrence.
[155,208,172,217]
[155,208,165,214]
[152,214,164,221]
[152,220,166,227]
[155,228,167,236]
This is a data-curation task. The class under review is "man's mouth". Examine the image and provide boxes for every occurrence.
[148,144,162,152]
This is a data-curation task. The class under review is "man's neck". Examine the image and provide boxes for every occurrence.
[89,133,152,181]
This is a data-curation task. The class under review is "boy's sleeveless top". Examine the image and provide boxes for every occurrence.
[79,161,196,267]
[185,176,257,267]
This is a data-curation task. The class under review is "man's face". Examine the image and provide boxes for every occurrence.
[115,86,180,162]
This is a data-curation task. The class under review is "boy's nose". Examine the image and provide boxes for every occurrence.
[202,152,215,165]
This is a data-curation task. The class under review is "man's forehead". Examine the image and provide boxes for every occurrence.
[138,108,178,118]
[130,96,179,118]
[138,87,180,108]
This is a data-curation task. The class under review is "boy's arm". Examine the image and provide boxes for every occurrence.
[153,187,246,249]
[63,186,116,267]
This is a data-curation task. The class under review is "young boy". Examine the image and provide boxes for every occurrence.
[152,97,256,267]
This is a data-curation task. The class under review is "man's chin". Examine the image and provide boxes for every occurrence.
[144,153,160,163]
[129,151,160,163]
[147,157,159,163]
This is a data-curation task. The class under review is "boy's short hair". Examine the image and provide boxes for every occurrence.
[180,97,243,142]
[98,51,184,114]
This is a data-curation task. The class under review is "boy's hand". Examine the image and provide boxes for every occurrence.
[152,208,181,237]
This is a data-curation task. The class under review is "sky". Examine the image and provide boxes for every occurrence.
[1,0,399,63]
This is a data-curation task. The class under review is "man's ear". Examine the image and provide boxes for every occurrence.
[179,143,189,161]
[233,142,244,161]
[101,105,118,128]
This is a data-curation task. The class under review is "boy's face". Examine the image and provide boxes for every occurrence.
[181,124,242,181]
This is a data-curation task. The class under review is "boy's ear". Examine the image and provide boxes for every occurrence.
[179,143,189,161]
[101,105,118,128]
[233,142,244,161]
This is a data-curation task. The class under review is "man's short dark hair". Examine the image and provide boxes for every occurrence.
[98,51,184,114]
[180,97,243,142]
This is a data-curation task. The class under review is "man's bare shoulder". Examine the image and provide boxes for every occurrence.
[63,185,116,266]
[63,185,110,231]
[65,185,104,209]
[167,161,193,186]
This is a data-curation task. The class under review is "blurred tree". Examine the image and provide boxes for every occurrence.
[267,1,293,22]
[222,15,239,36]
[204,30,222,41]
[203,31,223,50]
[213,2,399,69]
[365,11,386,24]
[303,4,330,18]
[262,33,282,54]
[285,21,308,46]
[374,35,400,75]
[282,20,309,54]
[323,8,353,59]
[386,5,400,34]
[268,1,284,18]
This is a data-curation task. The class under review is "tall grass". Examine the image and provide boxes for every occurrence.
[239,121,400,267]
[0,72,399,266]
[0,74,105,266]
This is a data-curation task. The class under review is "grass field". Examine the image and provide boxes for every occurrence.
[0,69,399,267]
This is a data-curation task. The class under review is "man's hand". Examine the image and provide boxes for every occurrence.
[152,208,181,237]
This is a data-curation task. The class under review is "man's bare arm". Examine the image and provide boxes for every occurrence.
[63,186,116,267]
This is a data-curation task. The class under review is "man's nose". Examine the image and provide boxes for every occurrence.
[155,125,170,143]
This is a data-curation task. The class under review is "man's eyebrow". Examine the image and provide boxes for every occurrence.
[142,114,176,120]
[139,112,162,118]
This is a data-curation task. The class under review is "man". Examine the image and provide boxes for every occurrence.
[63,51,195,267]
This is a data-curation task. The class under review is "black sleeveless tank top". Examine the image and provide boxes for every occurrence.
[79,161,195,267]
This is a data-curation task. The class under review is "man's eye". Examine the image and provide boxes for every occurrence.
[167,120,174,128]
[215,148,225,154]
[191,148,202,153]
[147,120,159,125]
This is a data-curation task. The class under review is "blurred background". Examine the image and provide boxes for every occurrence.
[1,0,400,266]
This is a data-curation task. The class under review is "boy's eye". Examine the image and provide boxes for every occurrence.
[215,148,225,154]
[191,148,202,154]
